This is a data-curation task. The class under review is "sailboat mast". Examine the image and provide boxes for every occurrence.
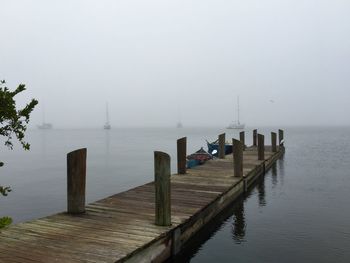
[42,103,46,124]
[106,102,109,124]
[237,96,240,124]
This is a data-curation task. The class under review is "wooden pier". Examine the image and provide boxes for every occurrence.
[0,130,285,263]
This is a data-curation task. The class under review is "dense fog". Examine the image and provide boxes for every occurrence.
[1,0,349,127]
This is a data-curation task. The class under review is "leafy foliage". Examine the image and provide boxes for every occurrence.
[0,217,12,229]
[0,80,38,229]
[0,80,38,150]
[0,186,12,196]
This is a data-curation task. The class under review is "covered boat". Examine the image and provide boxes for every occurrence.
[206,139,233,157]
[186,147,212,168]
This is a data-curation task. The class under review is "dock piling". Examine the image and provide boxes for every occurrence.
[154,151,171,226]
[258,134,265,160]
[177,137,187,174]
[271,132,277,152]
[218,133,225,159]
[232,139,243,177]
[253,129,257,146]
[67,148,87,214]
[279,129,284,146]
[239,131,246,150]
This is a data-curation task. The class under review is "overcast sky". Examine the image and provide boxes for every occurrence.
[1,0,349,128]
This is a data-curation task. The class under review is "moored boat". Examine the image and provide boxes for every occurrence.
[37,104,53,129]
[186,147,212,168]
[206,139,233,157]
[227,96,245,129]
[37,122,53,129]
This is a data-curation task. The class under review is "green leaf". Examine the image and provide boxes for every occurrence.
[0,80,37,224]
[0,217,12,229]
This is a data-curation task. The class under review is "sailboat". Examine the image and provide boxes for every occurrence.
[104,103,111,130]
[227,96,245,129]
[37,103,53,129]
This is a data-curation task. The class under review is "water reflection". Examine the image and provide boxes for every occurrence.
[278,155,285,185]
[167,196,246,263]
[231,202,246,244]
[257,176,266,206]
[104,130,111,167]
[105,129,110,156]
[271,163,278,187]
[169,163,279,262]
[39,129,47,159]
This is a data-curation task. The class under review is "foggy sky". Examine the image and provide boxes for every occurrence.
[1,0,349,128]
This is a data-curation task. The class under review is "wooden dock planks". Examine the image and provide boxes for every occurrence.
[0,146,283,263]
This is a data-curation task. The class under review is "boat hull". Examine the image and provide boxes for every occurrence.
[37,123,53,129]
[207,141,233,156]
[226,124,245,129]
[186,147,212,168]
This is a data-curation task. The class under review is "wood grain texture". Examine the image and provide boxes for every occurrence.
[258,134,265,160]
[279,129,284,146]
[177,137,187,174]
[253,129,257,146]
[67,148,87,214]
[239,131,245,150]
[232,139,243,177]
[154,151,171,226]
[218,133,225,159]
[271,132,277,152]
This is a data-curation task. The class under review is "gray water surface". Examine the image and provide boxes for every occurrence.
[1,127,349,262]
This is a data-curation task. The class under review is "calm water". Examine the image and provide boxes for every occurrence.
[1,127,350,262]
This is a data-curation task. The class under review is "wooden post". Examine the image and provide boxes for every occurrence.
[177,137,186,174]
[232,139,243,177]
[253,129,257,146]
[154,151,171,226]
[218,133,225,159]
[67,148,87,214]
[258,134,265,160]
[239,131,245,150]
[271,132,277,152]
[278,129,284,146]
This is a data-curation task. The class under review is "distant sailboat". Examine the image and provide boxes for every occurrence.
[37,123,53,129]
[104,103,111,130]
[227,96,245,129]
[176,122,183,128]
[37,103,53,130]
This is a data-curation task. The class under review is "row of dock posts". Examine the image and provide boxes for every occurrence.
[66,129,284,227]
